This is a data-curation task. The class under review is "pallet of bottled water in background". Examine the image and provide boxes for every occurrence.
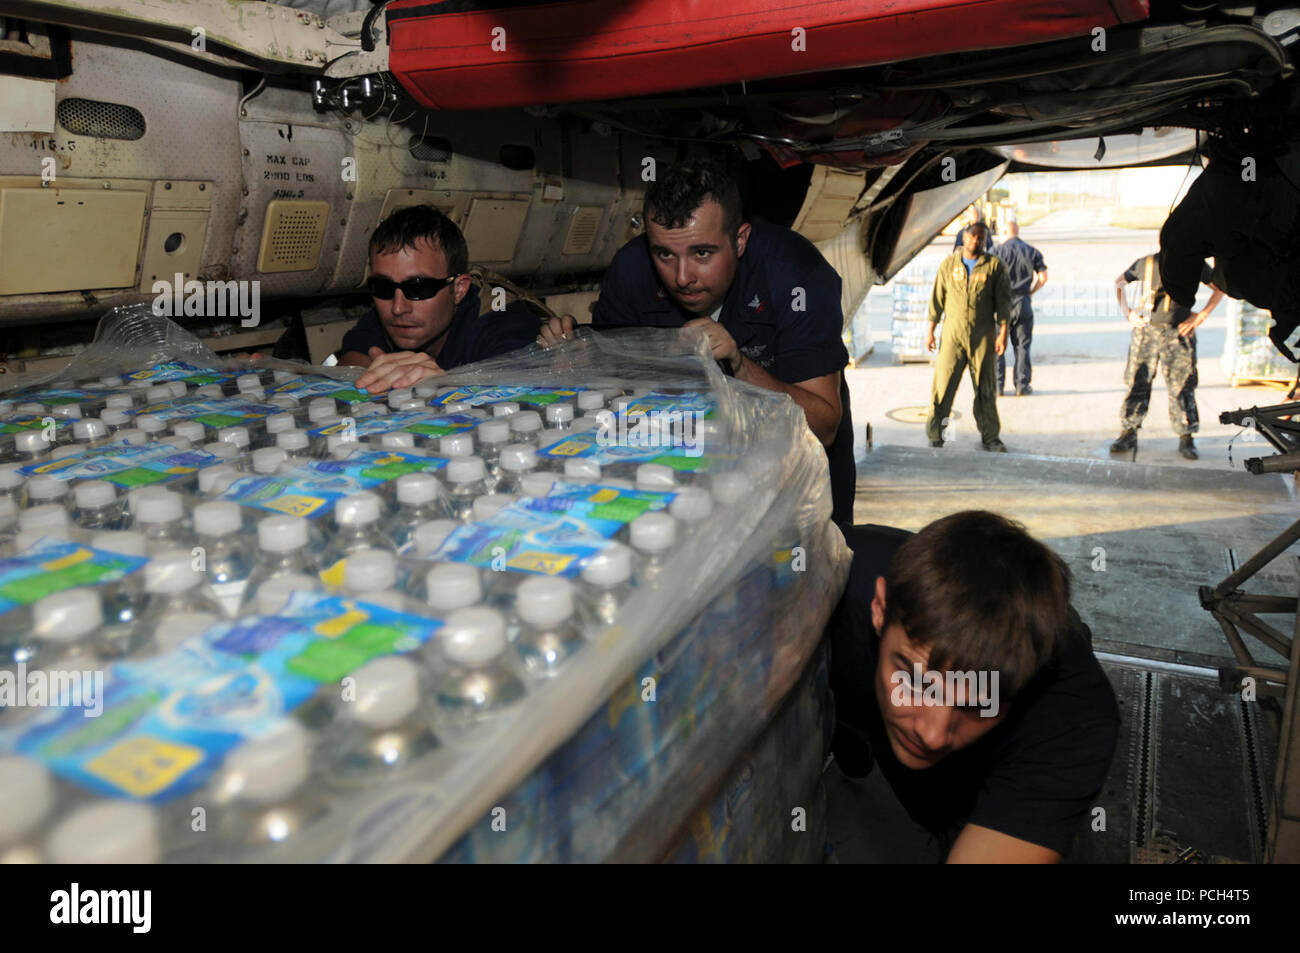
[0,306,850,863]
[889,256,942,365]
[1221,299,1294,386]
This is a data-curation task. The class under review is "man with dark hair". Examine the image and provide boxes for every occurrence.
[339,204,542,393]
[828,512,1119,862]
[537,160,855,524]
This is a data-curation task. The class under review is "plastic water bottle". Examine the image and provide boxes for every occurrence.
[217,426,251,450]
[203,440,243,466]
[544,402,575,432]
[379,432,417,452]
[497,444,539,494]
[134,414,168,438]
[0,496,16,555]
[0,756,55,863]
[384,473,448,549]
[12,431,51,464]
[276,430,310,464]
[431,607,526,736]
[307,397,338,425]
[251,446,286,475]
[25,475,70,511]
[71,418,111,448]
[563,458,601,484]
[472,493,515,523]
[132,489,193,555]
[424,562,483,613]
[577,390,606,414]
[508,410,543,444]
[341,549,408,612]
[30,587,103,671]
[319,492,394,580]
[15,504,76,550]
[209,719,327,860]
[89,530,151,658]
[579,542,634,628]
[635,463,676,492]
[406,519,458,558]
[252,572,322,616]
[492,402,520,418]
[198,464,242,497]
[0,468,24,506]
[172,420,206,445]
[475,419,512,479]
[73,480,125,531]
[518,472,557,498]
[326,655,437,787]
[99,409,132,434]
[439,433,474,458]
[194,500,254,590]
[445,457,487,521]
[45,800,161,864]
[138,550,225,651]
[242,515,316,613]
[514,576,584,678]
[668,486,715,532]
[629,511,677,585]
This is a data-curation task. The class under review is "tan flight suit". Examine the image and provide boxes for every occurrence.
[925,251,1012,444]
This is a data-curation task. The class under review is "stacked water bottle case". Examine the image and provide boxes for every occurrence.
[0,307,850,863]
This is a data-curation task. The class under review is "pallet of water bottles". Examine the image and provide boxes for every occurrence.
[1222,298,1295,386]
[0,305,850,863]
[889,256,941,365]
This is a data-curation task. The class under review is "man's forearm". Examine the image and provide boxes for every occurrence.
[734,357,840,446]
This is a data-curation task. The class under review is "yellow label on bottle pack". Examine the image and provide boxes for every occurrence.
[85,735,204,797]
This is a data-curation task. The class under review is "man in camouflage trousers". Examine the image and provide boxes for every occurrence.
[925,221,1012,451]
[1110,253,1224,460]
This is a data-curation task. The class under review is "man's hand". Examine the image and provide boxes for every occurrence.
[537,314,577,347]
[355,347,444,394]
[1127,309,1149,328]
[682,317,740,371]
[925,324,937,353]
[1178,310,1210,338]
[995,327,1008,357]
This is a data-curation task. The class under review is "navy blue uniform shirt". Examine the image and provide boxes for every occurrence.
[340,284,540,370]
[994,236,1046,298]
[593,222,855,524]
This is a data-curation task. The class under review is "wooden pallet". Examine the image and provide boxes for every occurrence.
[1231,374,1296,391]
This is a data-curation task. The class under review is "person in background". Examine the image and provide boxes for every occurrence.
[338,205,542,394]
[952,207,994,255]
[992,220,1048,396]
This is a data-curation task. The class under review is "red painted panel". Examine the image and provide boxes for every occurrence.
[388,0,1151,110]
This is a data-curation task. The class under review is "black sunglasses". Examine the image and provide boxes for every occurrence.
[366,274,458,301]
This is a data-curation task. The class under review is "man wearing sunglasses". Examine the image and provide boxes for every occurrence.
[339,205,542,392]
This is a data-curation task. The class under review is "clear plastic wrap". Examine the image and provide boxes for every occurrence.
[0,306,851,863]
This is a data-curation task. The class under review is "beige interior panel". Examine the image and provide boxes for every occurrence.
[377,188,457,225]
[151,180,213,211]
[462,197,530,263]
[562,206,604,256]
[793,166,867,243]
[138,208,211,290]
[257,199,330,274]
[0,187,146,295]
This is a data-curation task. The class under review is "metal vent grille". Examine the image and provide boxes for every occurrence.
[409,135,452,162]
[562,206,604,256]
[257,200,329,273]
[56,97,145,140]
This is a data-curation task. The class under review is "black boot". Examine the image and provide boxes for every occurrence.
[1110,429,1137,453]
[1179,435,1198,460]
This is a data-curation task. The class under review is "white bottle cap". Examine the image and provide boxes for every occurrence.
[74,480,117,509]
[134,414,166,434]
[91,530,148,557]
[516,575,575,627]
[145,385,172,403]
[387,387,413,405]
[380,432,416,449]
[198,464,240,494]
[236,374,262,393]
[26,476,67,503]
[117,429,149,447]
[217,426,250,448]
[335,491,382,526]
[104,394,134,410]
[472,494,514,522]
[582,542,633,586]
[545,403,575,425]
[441,401,471,414]
[635,464,676,491]
[276,430,309,452]
[411,519,458,555]
[439,433,474,457]
[194,500,242,537]
[194,384,225,399]
[464,409,490,421]
[348,656,420,728]
[14,402,44,416]
[0,757,53,846]
[491,402,520,417]
[577,391,606,411]
[220,720,309,805]
[476,419,511,444]
[14,431,50,454]
[19,504,70,533]
[307,397,337,422]
[519,473,556,498]
[203,440,240,461]
[326,434,357,455]
[255,573,318,614]
[99,409,130,428]
[446,457,487,485]
[144,550,202,593]
[564,458,601,481]
[631,511,677,553]
[33,587,101,642]
[258,515,308,552]
[710,471,752,505]
[499,444,537,473]
[166,380,188,398]
[51,404,81,421]
[395,472,440,505]
[72,418,109,442]
[172,420,205,443]
[46,801,160,864]
[414,383,438,398]
[440,606,508,665]
[509,411,542,434]
[265,413,296,434]
[343,548,397,594]
[0,467,25,490]
[424,562,482,612]
[135,490,183,523]
[251,446,286,474]
[669,487,715,523]
[273,370,295,384]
